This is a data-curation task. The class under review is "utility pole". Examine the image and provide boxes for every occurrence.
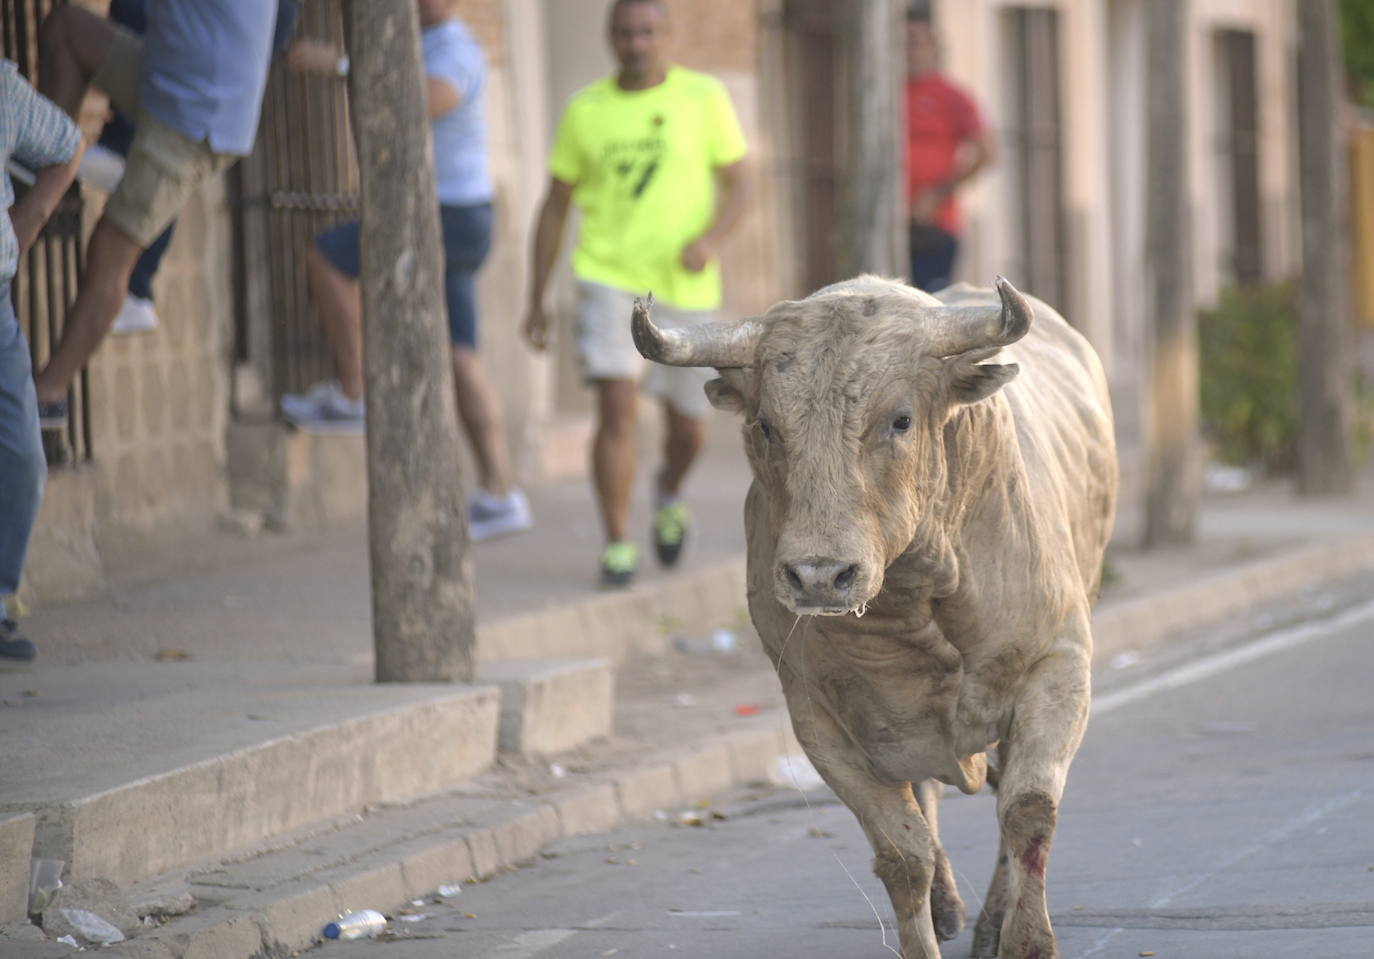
[1143,0,1199,546]
[343,0,476,683]
[1296,0,1355,495]
[841,0,905,277]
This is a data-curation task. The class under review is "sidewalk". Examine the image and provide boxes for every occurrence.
[2,430,1373,956]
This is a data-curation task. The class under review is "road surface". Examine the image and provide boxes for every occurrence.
[317,594,1374,958]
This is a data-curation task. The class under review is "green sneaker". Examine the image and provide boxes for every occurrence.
[653,501,690,567]
[600,541,639,588]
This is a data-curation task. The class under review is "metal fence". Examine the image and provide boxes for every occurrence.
[231,0,359,407]
[4,0,94,465]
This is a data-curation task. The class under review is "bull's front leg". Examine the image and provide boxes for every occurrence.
[915,778,966,941]
[982,616,1092,959]
[785,688,942,959]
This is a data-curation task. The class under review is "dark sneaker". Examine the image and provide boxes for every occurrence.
[653,501,690,567]
[37,400,67,431]
[600,541,638,588]
[37,401,69,468]
[0,618,36,662]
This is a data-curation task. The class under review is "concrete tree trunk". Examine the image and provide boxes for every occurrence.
[344,0,476,683]
[840,0,906,278]
[1296,0,1355,496]
[1143,0,1199,547]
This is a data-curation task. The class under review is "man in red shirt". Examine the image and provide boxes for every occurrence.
[905,10,996,291]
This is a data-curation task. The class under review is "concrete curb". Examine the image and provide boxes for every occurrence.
[478,557,747,661]
[22,687,502,890]
[1,812,35,923]
[483,659,615,756]
[1092,531,1374,665]
[105,720,803,959]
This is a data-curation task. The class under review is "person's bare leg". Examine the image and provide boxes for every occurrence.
[305,244,364,400]
[34,219,141,405]
[39,4,115,117]
[450,345,512,496]
[592,379,638,543]
[658,402,704,498]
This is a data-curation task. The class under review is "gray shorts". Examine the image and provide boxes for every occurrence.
[575,281,715,418]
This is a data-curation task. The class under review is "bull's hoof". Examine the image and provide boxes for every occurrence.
[969,909,1000,958]
[930,872,966,941]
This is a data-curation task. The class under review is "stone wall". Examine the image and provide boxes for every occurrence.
[24,175,236,607]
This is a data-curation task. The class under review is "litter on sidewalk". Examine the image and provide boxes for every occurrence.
[322,909,387,940]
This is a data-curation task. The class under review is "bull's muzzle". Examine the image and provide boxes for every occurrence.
[778,557,867,615]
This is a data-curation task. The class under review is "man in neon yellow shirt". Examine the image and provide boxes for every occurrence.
[524,0,749,587]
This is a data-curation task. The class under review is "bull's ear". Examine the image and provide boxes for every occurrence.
[704,377,746,413]
[949,358,1019,405]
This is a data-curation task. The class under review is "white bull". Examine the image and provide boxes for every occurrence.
[633,275,1117,958]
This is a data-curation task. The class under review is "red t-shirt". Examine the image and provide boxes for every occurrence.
[905,73,984,235]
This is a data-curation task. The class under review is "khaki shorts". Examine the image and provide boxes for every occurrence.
[92,26,235,247]
[575,280,716,418]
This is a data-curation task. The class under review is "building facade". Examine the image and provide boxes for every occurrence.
[12,0,1312,604]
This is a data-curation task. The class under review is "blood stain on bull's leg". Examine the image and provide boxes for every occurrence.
[1019,835,1047,879]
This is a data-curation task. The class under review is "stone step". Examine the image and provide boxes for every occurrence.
[1,812,36,923]
[0,657,619,898]
[0,666,499,890]
[113,715,801,959]
[484,659,615,757]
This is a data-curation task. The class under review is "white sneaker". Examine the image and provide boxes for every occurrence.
[76,144,126,193]
[280,381,366,433]
[468,488,533,542]
[111,294,159,334]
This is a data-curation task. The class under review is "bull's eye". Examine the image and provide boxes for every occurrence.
[892,415,913,433]
[758,418,774,441]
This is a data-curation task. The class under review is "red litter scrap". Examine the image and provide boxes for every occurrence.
[733,703,759,716]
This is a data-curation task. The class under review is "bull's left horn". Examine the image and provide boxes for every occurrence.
[929,275,1034,357]
[631,295,763,368]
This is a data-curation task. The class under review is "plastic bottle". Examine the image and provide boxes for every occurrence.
[672,628,739,655]
[322,909,387,940]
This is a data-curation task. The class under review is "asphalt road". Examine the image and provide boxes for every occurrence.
[317,598,1374,959]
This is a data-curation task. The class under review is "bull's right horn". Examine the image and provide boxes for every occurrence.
[632,295,763,368]
[927,275,1034,357]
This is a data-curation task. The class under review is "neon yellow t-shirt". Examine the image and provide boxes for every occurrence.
[549,66,747,311]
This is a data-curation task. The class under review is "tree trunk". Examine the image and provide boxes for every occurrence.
[1296,0,1354,495]
[343,0,476,683]
[1143,0,1199,547]
[840,0,905,278]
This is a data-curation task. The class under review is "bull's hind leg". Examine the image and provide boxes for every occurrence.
[915,778,966,941]
[786,694,941,959]
[990,618,1092,959]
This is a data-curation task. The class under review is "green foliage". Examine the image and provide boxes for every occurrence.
[1343,0,1374,108]
[1198,281,1299,473]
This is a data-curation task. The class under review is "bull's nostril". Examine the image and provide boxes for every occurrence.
[834,564,858,591]
[785,565,804,592]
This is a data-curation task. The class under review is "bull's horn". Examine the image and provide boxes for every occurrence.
[631,295,763,368]
[928,275,1034,357]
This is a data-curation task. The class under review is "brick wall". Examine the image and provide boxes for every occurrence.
[665,0,757,73]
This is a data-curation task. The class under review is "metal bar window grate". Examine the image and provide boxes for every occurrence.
[231,0,359,409]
